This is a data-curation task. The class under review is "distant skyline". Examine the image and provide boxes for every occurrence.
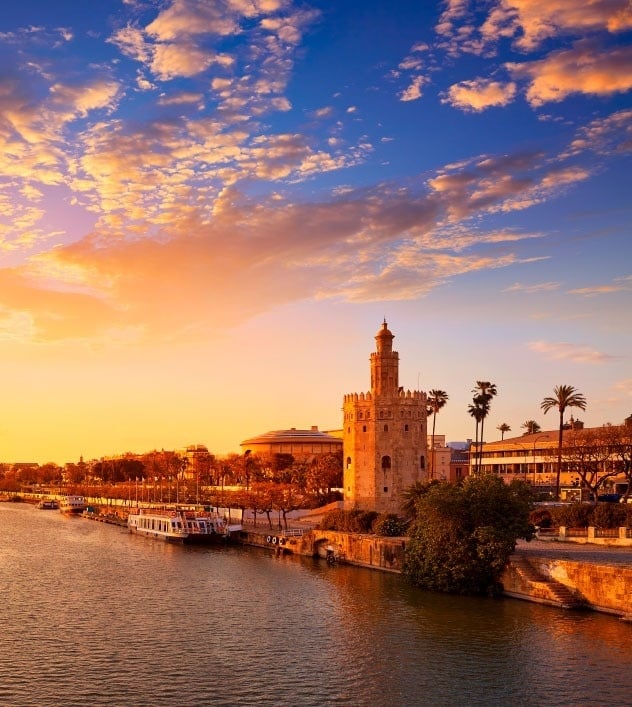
[1,1,631,464]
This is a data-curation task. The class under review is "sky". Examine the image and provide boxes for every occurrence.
[0,0,631,464]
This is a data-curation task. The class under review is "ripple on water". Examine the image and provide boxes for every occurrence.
[1,504,631,707]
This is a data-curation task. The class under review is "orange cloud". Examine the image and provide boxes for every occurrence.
[444,78,517,111]
[508,41,632,106]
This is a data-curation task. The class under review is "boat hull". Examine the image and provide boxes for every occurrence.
[127,508,240,545]
[59,496,87,514]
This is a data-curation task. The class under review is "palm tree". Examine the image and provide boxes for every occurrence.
[468,398,488,475]
[521,420,541,435]
[541,385,587,500]
[472,381,497,473]
[427,389,449,479]
[497,423,511,440]
[400,480,433,519]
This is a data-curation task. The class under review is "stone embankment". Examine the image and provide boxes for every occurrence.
[240,525,632,620]
[8,495,631,619]
[506,539,632,619]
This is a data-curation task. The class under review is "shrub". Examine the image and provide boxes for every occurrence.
[591,502,627,529]
[318,508,378,533]
[550,503,593,528]
[373,513,407,537]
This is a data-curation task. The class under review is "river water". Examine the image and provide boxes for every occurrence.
[1,503,631,707]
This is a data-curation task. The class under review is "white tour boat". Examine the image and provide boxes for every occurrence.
[59,495,87,514]
[127,507,242,544]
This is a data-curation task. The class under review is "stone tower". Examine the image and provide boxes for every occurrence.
[343,321,428,513]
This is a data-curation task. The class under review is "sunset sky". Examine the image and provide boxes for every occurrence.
[1,0,631,464]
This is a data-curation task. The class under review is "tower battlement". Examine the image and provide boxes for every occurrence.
[342,322,429,513]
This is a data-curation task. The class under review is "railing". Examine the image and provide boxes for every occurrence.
[565,527,588,537]
[282,528,305,537]
[594,528,620,538]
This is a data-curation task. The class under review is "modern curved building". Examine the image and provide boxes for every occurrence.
[240,426,342,460]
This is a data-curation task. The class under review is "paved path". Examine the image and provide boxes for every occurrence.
[516,539,632,566]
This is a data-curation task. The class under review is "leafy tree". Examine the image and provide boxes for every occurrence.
[427,389,449,479]
[521,420,541,435]
[601,423,632,502]
[497,423,511,440]
[306,452,343,500]
[561,427,619,502]
[541,385,587,500]
[404,476,534,596]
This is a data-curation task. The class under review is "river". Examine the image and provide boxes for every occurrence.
[1,502,630,706]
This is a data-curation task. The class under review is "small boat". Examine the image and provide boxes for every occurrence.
[37,499,59,510]
[127,507,242,544]
[59,495,87,514]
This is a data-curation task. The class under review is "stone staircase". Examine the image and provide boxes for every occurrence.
[509,553,586,610]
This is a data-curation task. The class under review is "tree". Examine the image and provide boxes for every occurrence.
[497,423,511,440]
[427,389,449,480]
[521,420,541,435]
[561,427,619,501]
[541,385,587,500]
[403,476,534,595]
[600,424,632,502]
[472,382,497,474]
[468,400,487,475]
[400,480,439,519]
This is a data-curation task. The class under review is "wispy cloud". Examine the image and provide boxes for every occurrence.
[503,281,560,293]
[529,340,616,363]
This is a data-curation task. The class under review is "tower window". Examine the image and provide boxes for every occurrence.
[358,411,363,419]
[346,456,352,469]
[420,455,425,469]
[383,424,388,432]
[404,424,409,432]
[381,455,391,470]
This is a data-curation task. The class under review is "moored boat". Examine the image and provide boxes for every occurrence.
[127,507,241,544]
[59,495,87,514]
[37,499,59,510]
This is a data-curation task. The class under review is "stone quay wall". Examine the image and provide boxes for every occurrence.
[239,527,632,618]
[240,527,406,571]
[504,554,632,619]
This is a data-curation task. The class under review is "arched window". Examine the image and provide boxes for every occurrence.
[404,424,409,432]
[346,456,352,469]
[381,455,391,470]
[383,424,388,432]
[363,425,367,432]
[358,411,363,419]
[420,455,425,469]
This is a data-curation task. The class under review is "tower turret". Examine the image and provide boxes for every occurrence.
[370,320,399,397]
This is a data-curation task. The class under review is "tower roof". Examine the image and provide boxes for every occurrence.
[375,319,394,340]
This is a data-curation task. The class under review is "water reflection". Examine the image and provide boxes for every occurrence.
[0,503,630,707]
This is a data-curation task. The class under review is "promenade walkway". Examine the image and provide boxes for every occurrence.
[516,538,632,566]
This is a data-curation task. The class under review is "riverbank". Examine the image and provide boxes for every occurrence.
[6,495,632,619]
[238,524,632,620]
